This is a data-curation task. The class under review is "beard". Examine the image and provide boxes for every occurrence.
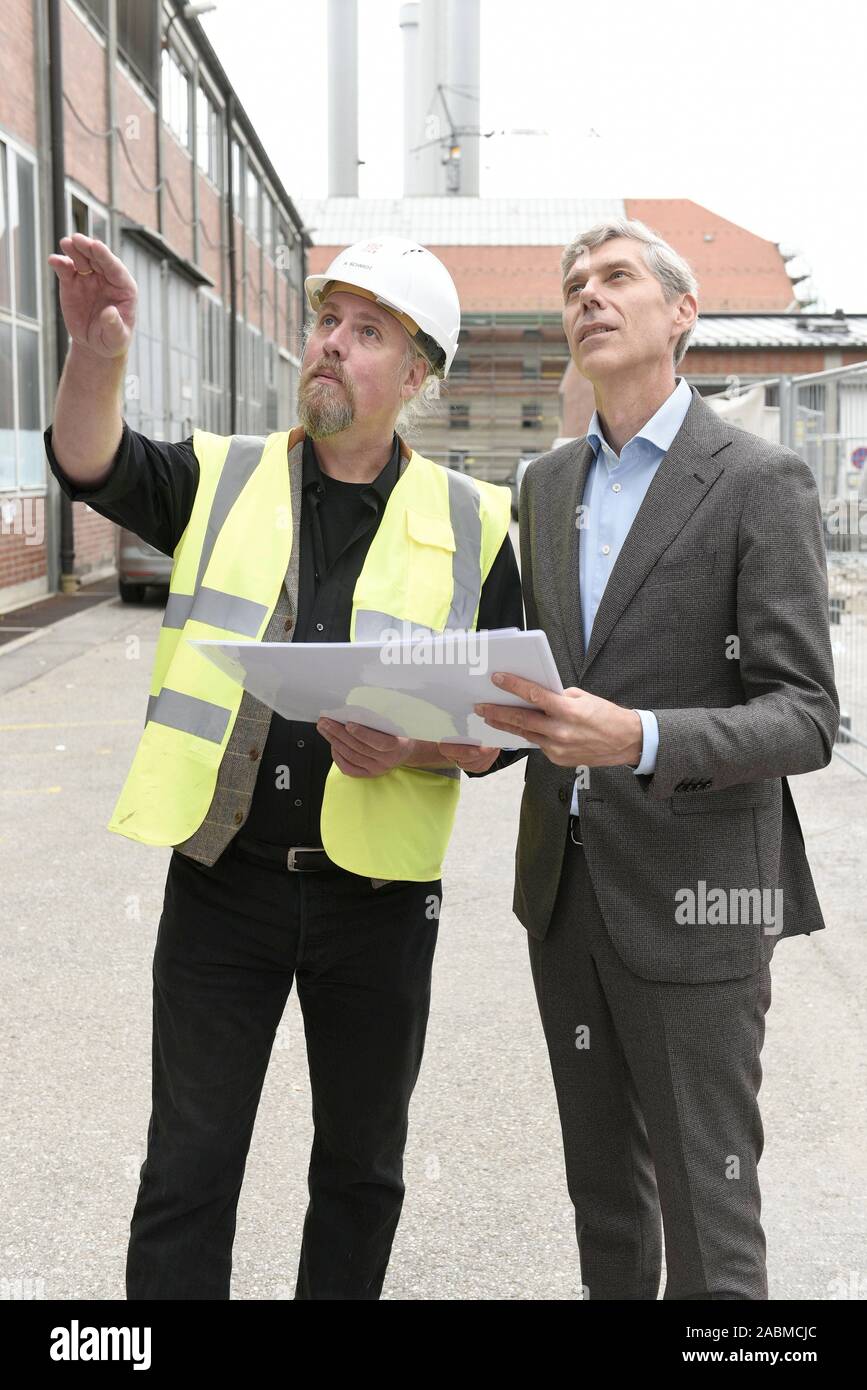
[297,361,356,438]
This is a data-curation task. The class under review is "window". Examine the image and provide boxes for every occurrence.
[161,49,191,149]
[78,1,159,91]
[245,324,264,432]
[245,165,260,241]
[78,0,108,28]
[262,195,275,259]
[522,403,543,430]
[265,340,279,431]
[195,87,222,186]
[14,157,37,321]
[199,293,225,433]
[117,0,159,92]
[69,190,108,246]
[450,355,470,377]
[449,403,470,430]
[0,141,42,490]
[275,218,304,358]
[522,357,541,379]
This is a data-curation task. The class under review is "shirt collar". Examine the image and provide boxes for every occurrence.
[587,376,693,464]
[302,432,402,504]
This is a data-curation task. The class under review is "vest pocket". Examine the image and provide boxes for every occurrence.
[404,509,457,631]
[405,509,456,552]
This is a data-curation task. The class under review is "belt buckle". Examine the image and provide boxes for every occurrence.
[286,845,324,872]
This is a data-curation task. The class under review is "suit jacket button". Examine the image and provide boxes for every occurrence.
[284,617,294,632]
[233,810,243,825]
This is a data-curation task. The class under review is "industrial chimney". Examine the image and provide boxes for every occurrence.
[401,0,481,196]
[328,0,359,196]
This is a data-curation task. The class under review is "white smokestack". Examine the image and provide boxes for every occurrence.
[400,3,422,195]
[416,0,447,195]
[328,0,359,197]
[403,0,481,196]
[446,0,480,196]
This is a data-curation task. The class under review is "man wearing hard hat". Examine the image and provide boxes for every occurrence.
[44,233,521,1300]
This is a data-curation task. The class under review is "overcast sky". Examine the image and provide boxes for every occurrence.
[198,0,867,312]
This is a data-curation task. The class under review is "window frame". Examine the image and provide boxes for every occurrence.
[0,137,45,494]
[161,44,192,151]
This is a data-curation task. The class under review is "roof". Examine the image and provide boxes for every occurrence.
[296,197,625,245]
[625,199,796,311]
[690,315,867,349]
[302,198,798,313]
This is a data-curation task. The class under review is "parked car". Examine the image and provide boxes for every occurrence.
[117,527,171,603]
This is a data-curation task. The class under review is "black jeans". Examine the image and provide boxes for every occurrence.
[125,841,441,1300]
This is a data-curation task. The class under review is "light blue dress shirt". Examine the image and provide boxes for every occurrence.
[571,375,693,816]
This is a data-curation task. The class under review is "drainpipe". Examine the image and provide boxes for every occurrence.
[47,0,77,592]
[226,91,237,434]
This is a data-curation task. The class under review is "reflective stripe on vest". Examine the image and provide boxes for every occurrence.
[146,434,273,738]
[145,688,230,743]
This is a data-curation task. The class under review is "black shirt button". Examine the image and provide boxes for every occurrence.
[315,622,324,633]
[558,787,568,803]
[293,798,302,807]
[297,739,305,748]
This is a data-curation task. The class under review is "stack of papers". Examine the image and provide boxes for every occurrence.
[191,628,563,749]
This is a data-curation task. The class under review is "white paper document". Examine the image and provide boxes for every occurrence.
[190,628,564,750]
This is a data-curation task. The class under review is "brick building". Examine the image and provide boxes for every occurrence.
[0,0,308,612]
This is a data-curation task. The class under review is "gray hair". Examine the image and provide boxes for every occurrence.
[560,217,699,367]
[395,338,440,439]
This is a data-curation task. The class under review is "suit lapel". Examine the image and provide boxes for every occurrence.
[532,438,595,687]
[577,389,733,683]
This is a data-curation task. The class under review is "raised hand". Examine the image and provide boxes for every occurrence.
[47,233,137,359]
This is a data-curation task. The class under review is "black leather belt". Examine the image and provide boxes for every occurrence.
[569,815,584,848]
[234,835,335,873]
[232,834,393,888]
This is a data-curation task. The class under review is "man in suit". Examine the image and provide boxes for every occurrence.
[472,217,839,1300]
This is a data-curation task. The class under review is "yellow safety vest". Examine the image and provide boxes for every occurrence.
[108,426,512,881]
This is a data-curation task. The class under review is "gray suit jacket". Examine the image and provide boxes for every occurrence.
[514,386,839,983]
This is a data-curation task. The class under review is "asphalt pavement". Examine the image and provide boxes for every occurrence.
[0,585,864,1301]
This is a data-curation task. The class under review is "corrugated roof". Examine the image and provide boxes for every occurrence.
[297,197,626,245]
[691,316,867,349]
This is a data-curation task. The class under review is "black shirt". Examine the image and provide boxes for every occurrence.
[44,421,526,845]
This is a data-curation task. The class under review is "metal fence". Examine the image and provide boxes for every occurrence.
[707,362,867,775]
[777,363,867,775]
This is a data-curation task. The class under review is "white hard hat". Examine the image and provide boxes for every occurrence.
[304,238,461,376]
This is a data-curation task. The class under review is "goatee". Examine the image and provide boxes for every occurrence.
[297,373,355,438]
